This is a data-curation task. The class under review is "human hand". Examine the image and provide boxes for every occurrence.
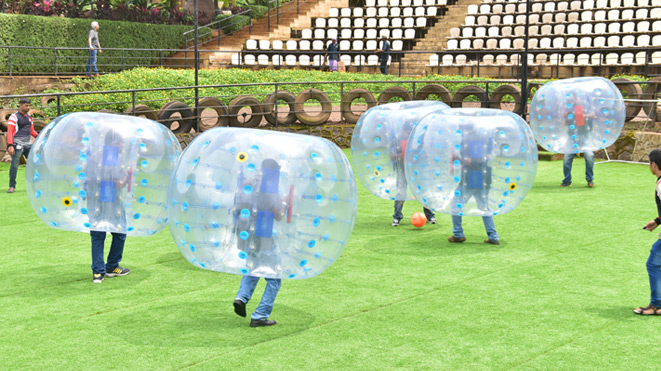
[99,49,102,53]
[8,146,14,156]
[644,220,658,231]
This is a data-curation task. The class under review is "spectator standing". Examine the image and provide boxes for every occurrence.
[6,98,37,194]
[326,38,340,72]
[86,21,102,77]
[375,35,391,75]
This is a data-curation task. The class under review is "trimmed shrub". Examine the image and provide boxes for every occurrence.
[214,14,250,34]
[247,5,268,19]
[0,14,202,74]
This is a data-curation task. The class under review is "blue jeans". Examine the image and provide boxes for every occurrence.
[393,201,435,221]
[236,276,282,320]
[452,215,499,241]
[380,59,388,75]
[86,48,98,75]
[562,151,594,184]
[90,231,126,274]
[9,143,31,188]
[647,239,661,307]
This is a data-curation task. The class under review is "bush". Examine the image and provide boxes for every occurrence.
[247,5,268,19]
[214,14,250,34]
[0,14,197,74]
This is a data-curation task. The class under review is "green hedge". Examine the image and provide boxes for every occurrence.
[214,14,251,35]
[247,5,269,19]
[0,14,201,74]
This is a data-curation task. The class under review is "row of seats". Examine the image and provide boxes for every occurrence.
[328,5,442,18]
[430,51,661,66]
[448,34,661,50]
[468,0,660,14]
[310,17,430,31]
[246,39,405,51]
[362,0,450,7]
[231,53,392,67]
[464,8,661,26]
[301,28,417,41]
[454,22,661,38]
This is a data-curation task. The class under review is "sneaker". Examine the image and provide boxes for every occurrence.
[105,266,130,277]
[392,219,401,226]
[427,217,437,225]
[233,299,247,317]
[7,187,14,193]
[560,182,571,187]
[587,181,594,188]
[250,318,277,327]
[92,273,104,283]
[448,236,466,243]
[484,239,501,245]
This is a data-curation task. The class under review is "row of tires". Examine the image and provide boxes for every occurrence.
[3,79,659,134]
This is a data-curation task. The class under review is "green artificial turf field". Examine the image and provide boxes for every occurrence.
[1,155,661,369]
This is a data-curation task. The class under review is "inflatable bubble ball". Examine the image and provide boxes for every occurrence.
[168,127,358,279]
[406,108,538,217]
[351,100,449,201]
[25,112,182,235]
[529,77,625,154]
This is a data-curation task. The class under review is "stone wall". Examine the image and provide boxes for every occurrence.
[632,132,661,163]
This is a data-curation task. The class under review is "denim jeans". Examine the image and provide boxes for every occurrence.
[451,215,499,241]
[562,151,594,184]
[380,60,388,75]
[647,239,661,307]
[393,201,435,221]
[86,48,98,75]
[236,276,282,320]
[9,143,31,188]
[90,231,126,274]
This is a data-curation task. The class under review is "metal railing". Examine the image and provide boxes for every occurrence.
[182,9,253,49]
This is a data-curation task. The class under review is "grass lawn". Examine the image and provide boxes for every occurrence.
[1,154,661,369]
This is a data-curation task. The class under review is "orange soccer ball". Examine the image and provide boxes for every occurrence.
[411,212,427,228]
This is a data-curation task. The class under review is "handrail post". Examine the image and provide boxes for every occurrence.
[132,91,136,113]
[249,10,252,36]
[218,21,222,47]
[8,47,11,76]
[277,0,280,24]
[54,48,58,76]
[268,2,271,32]
[274,83,279,127]
[297,0,299,15]
[160,50,163,67]
[56,95,61,116]
[398,52,402,77]
[122,49,126,72]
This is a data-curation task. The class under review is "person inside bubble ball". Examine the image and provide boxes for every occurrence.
[86,131,131,284]
[634,150,661,315]
[391,132,437,226]
[561,92,596,188]
[447,124,500,245]
[233,158,286,327]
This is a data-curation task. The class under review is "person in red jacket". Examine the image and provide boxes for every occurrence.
[6,98,38,193]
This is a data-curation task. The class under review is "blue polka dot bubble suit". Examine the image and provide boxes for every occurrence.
[25,112,181,235]
[406,108,538,217]
[529,77,625,154]
[350,100,449,201]
[167,127,358,279]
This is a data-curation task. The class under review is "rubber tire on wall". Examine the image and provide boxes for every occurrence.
[341,88,377,124]
[97,109,117,114]
[642,78,661,122]
[197,97,229,131]
[414,84,453,106]
[33,119,47,133]
[157,101,194,133]
[452,85,489,108]
[124,104,159,121]
[611,78,643,122]
[294,89,332,126]
[263,91,297,126]
[228,95,263,128]
[40,95,57,107]
[377,86,413,105]
[489,84,522,113]
[0,109,12,131]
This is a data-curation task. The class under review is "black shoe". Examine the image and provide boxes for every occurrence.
[105,266,130,277]
[392,218,401,226]
[427,217,437,224]
[561,182,571,187]
[250,318,277,327]
[587,181,594,188]
[92,273,104,284]
[233,299,246,317]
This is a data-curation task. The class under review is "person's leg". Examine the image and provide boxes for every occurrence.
[90,231,107,274]
[584,150,594,183]
[91,49,98,74]
[236,275,260,303]
[451,215,464,238]
[562,153,575,184]
[393,201,404,221]
[8,147,24,189]
[423,207,435,221]
[482,216,500,242]
[647,240,661,308]
[251,278,282,320]
[86,50,92,75]
[105,232,126,271]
